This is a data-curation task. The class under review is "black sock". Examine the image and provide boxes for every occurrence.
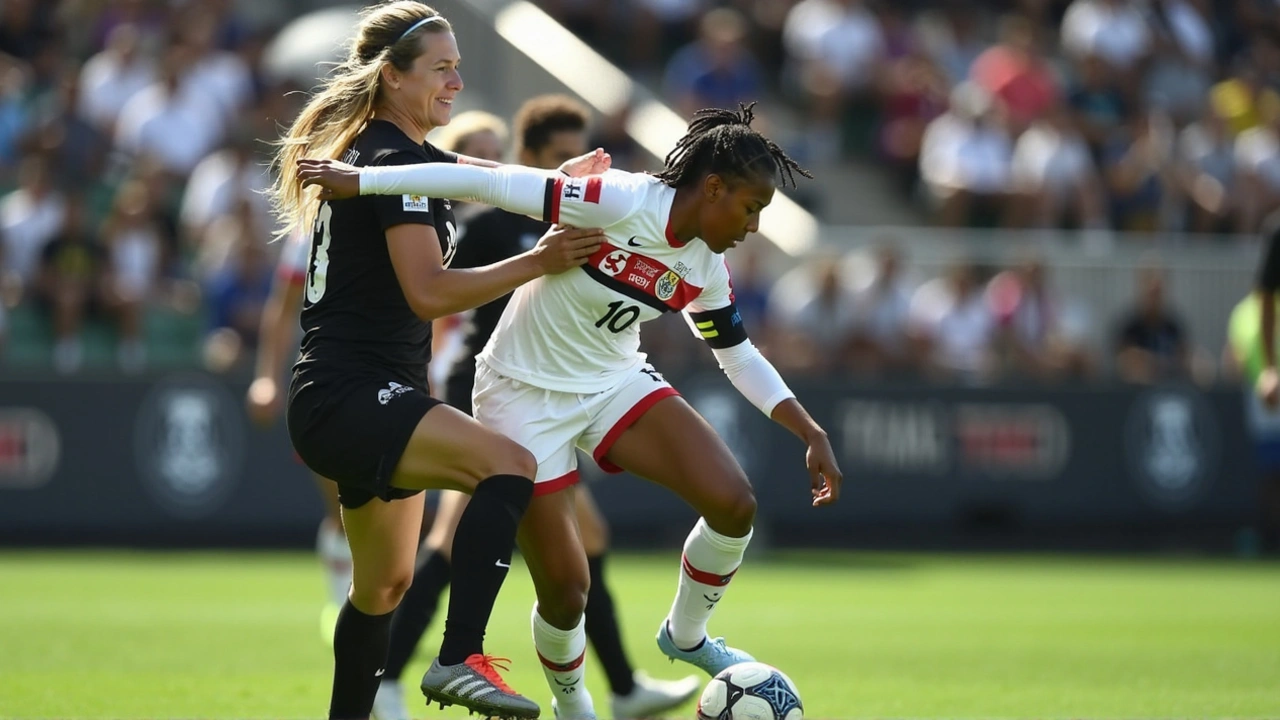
[329,600,394,720]
[383,550,451,681]
[585,553,636,696]
[438,474,532,665]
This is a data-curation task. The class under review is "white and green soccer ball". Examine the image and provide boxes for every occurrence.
[696,662,803,720]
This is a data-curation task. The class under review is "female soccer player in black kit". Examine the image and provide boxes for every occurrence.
[268,3,607,718]
[373,95,699,720]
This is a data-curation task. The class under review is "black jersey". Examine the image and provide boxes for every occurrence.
[1259,210,1280,293]
[294,120,458,389]
[443,206,548,389]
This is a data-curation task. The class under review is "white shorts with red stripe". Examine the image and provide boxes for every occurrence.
[473,358,678,496]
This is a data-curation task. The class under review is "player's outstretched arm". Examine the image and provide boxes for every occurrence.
[685,288,843,506]
[769,398,842,507]
[296,158,635,228]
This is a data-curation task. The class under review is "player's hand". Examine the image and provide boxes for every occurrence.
[298,159,362,200]
[1259,367,1280,409]
[558,148,612,177]
[246,377,282,427]
[805,431,842,507]
[530,225,605,275]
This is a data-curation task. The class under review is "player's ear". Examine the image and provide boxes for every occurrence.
[703,173,725,203]
[379,62,401,91]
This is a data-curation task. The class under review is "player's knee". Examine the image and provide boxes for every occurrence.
[709,483,756,538]
[538,579,589,628]
[481,439,537,481]
[351,569,413,614]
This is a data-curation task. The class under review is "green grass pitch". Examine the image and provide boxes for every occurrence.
[0,550,1277,719]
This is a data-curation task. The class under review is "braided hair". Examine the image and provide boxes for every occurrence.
[654,103,811,190]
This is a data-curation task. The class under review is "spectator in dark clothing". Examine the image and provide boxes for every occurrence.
[1114,261,1191,383]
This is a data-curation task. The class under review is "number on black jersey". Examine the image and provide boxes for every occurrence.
[306,203,334,303]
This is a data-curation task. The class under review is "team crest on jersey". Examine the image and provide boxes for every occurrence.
[655,270,681,301]
[402,194,431,212]
[599,249,630,276]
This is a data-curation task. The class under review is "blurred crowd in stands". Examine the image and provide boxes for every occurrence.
[0,0,1260,382]
[552,0,1280,234]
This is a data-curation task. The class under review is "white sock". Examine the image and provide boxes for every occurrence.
[316,520,352,606]
[532,604,594,715]
[665,517,752,649]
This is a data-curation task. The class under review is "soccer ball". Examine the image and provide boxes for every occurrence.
[696,662,803,720]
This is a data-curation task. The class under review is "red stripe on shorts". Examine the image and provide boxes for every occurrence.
[593,387,680,473]
[534,469,580,497]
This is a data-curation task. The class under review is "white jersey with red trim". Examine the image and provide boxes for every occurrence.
[478,171,734,394]
[277,229,311,286]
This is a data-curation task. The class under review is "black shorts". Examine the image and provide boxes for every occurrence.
[288,373,443,509]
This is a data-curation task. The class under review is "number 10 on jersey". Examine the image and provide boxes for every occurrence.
[595,300,640,333]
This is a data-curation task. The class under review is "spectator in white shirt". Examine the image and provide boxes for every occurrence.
[908,260,997,383]
[77,23,154,135]
[1061,0,1153,77]
[114,42,222,178]
[920,82,1015,227]
[1011,103,1106,229]
[101,180,162,373]
[782,0,886,162]
[0,153,65,292]
[850,243,916,375]
[179,129,271,253]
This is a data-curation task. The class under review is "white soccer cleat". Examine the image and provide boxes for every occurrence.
[610,670,702,719]
[373,680,410,720]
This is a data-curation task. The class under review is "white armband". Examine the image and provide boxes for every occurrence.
[361,163,557,219]
[710,340,795,416]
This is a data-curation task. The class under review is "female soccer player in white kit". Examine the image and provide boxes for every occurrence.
[299,104,843,720]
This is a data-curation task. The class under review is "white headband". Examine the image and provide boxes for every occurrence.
[398,15,445,43]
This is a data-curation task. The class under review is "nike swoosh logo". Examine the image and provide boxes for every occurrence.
[627,236,641,247]
[495,559,511,568]
[375,668,385,677]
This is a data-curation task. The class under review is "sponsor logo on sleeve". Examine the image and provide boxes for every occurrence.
[402,194,431,212]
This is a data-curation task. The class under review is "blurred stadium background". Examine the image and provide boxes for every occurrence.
[1,0,1279,718]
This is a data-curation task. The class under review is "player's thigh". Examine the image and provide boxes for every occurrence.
[602,395,756,536]
[390,403,536,493]
[574,485,609,556]
[311,473,343,525]
[423,489,470,558]
[341,492,426,613]
[518,488,589,629]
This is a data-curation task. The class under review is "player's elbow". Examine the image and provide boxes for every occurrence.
[407,294,448,322]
